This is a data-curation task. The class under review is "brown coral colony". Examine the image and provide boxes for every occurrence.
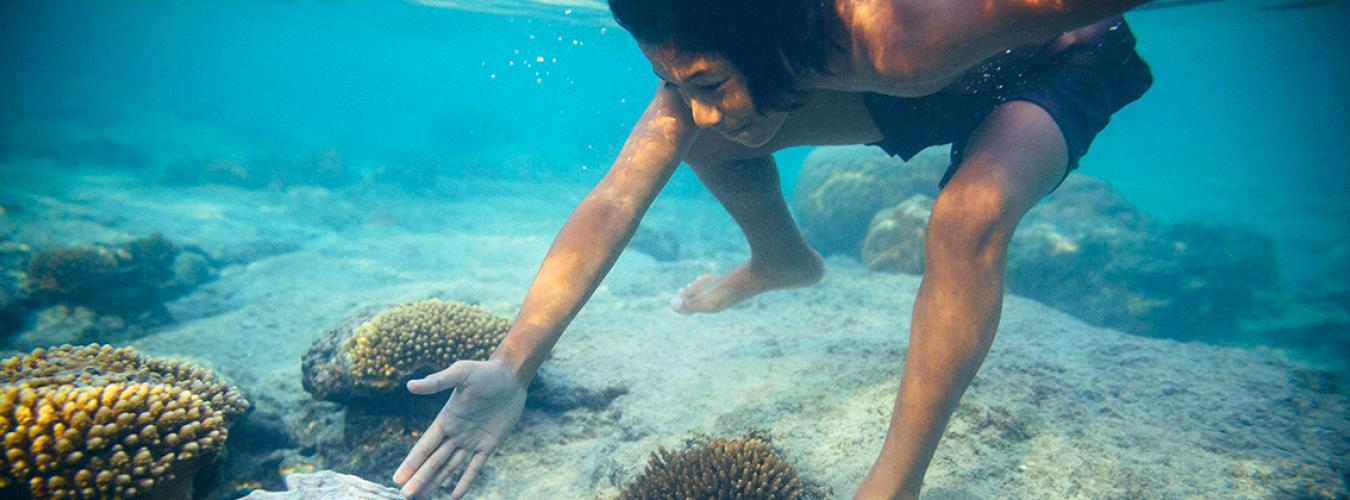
[0,344,248,498]
[621,436,804,500]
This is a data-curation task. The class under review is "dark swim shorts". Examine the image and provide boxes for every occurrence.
[861,17,1153,188]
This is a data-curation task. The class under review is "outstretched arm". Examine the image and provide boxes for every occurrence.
[495,83,698,383]
[393,84,698,499]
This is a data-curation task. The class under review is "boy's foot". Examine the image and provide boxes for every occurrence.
[670,250,824,314]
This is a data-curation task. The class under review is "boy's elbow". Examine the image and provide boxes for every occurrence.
[578,191,643,235]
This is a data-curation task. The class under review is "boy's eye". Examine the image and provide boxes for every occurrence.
[701,80,726,92]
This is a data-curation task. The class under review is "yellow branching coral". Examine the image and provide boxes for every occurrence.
[620,435,805,500]
[344,299,509,388]
[0,344,248,498]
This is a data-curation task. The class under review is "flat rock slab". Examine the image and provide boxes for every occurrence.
[243,470,403,499]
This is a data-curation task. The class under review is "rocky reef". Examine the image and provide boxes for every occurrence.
[800,146,1284,342]
[0,344,248,498]
[619,433,807,500]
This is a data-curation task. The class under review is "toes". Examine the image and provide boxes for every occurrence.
[683,274,717,295]
[672,274,717,314]
[679,275,717,300]
[670,293,702,314]
[670,295,688,313]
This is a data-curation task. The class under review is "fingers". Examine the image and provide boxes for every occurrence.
[408,361,473,395]
[400,440,456,498]
[452,453,490,499]
[434,449,469,487]
[394,424,444,484]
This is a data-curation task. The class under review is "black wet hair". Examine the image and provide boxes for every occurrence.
[608,0,842,113]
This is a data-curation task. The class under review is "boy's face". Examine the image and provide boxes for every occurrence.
[640,42,788,148]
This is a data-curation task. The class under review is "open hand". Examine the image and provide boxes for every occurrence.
[393,359,527,499]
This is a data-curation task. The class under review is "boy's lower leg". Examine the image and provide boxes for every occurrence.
[860,226,1011,498]
[673,155,823,313]
[856,101,1069,498]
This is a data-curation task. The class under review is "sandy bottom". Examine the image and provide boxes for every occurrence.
[2,169,1346,498]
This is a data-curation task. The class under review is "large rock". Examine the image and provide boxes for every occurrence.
[860,195,934,275]
[856,174,1283,341]
[9,234,216,345]
[1008,176,1281,340]
[793,146,946,256]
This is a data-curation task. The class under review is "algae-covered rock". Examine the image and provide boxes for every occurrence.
[861,195,934,275]
[1006,176,1280,340]
[11,234,216,345]
[793,146,946,256]
[855,174,1283,342]
[620,433,806,500]
[0,344,248,498]
[23,234,204,319]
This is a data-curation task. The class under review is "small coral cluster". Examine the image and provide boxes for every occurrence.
[0,344,248,498]
[620,435,804,500]
[343,299,509,389]
[303,298,512,402]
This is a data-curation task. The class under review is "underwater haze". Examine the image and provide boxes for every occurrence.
[1,0,1347,498]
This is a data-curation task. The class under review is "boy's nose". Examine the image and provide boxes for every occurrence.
[690,99,722,129]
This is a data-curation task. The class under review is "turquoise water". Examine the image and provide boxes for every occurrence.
[5,0,1346,249]
[1094,1,1350,286]
[1,1,1348,497]
[6,0,1345,360]
[1,3,1346,353]
[2,0,1347,358]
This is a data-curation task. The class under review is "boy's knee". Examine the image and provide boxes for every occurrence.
[925,180,1021,267]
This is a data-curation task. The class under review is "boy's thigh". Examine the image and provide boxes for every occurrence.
[937,100,1070,224]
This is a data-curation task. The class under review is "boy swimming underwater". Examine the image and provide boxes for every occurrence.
[395,0,1152,498]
